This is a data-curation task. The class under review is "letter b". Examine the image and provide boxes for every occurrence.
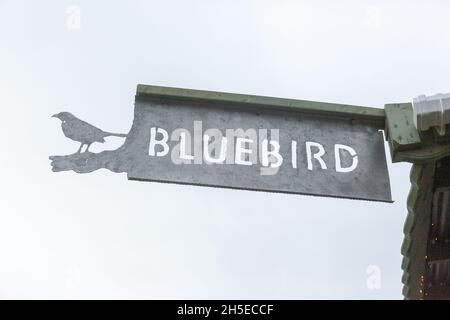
[149,127,169,157]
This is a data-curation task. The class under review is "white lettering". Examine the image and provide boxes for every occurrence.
[291,140,297,169]
[335,144,358,173]
[306,141,327,170]
[149,127,169,157]
[203,134,227,164]
[235,138,253,166]
[261,139,283,168]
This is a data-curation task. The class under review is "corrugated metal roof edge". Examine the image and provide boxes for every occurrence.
[402,163,435,299]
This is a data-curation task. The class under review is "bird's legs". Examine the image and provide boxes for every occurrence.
[86,143,92,153]
[76,143,84,153]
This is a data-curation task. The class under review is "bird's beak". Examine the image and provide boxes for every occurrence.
[52,114,58,118]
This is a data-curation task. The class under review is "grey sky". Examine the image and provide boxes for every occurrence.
[1,0,449,299]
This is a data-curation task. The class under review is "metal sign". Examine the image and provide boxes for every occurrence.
[50,85,392,202]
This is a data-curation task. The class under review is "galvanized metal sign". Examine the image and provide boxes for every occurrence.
[50,85,392,202]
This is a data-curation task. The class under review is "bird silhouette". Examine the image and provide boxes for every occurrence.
[52,112,127,153]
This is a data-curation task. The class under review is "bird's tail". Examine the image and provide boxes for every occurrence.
[105,132,127,138]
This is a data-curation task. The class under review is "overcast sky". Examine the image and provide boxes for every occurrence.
[1,0,449,299]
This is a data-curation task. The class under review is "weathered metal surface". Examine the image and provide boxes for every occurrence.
[50,85,392,202]
[125,98,392,202]
[52,112,127,153]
